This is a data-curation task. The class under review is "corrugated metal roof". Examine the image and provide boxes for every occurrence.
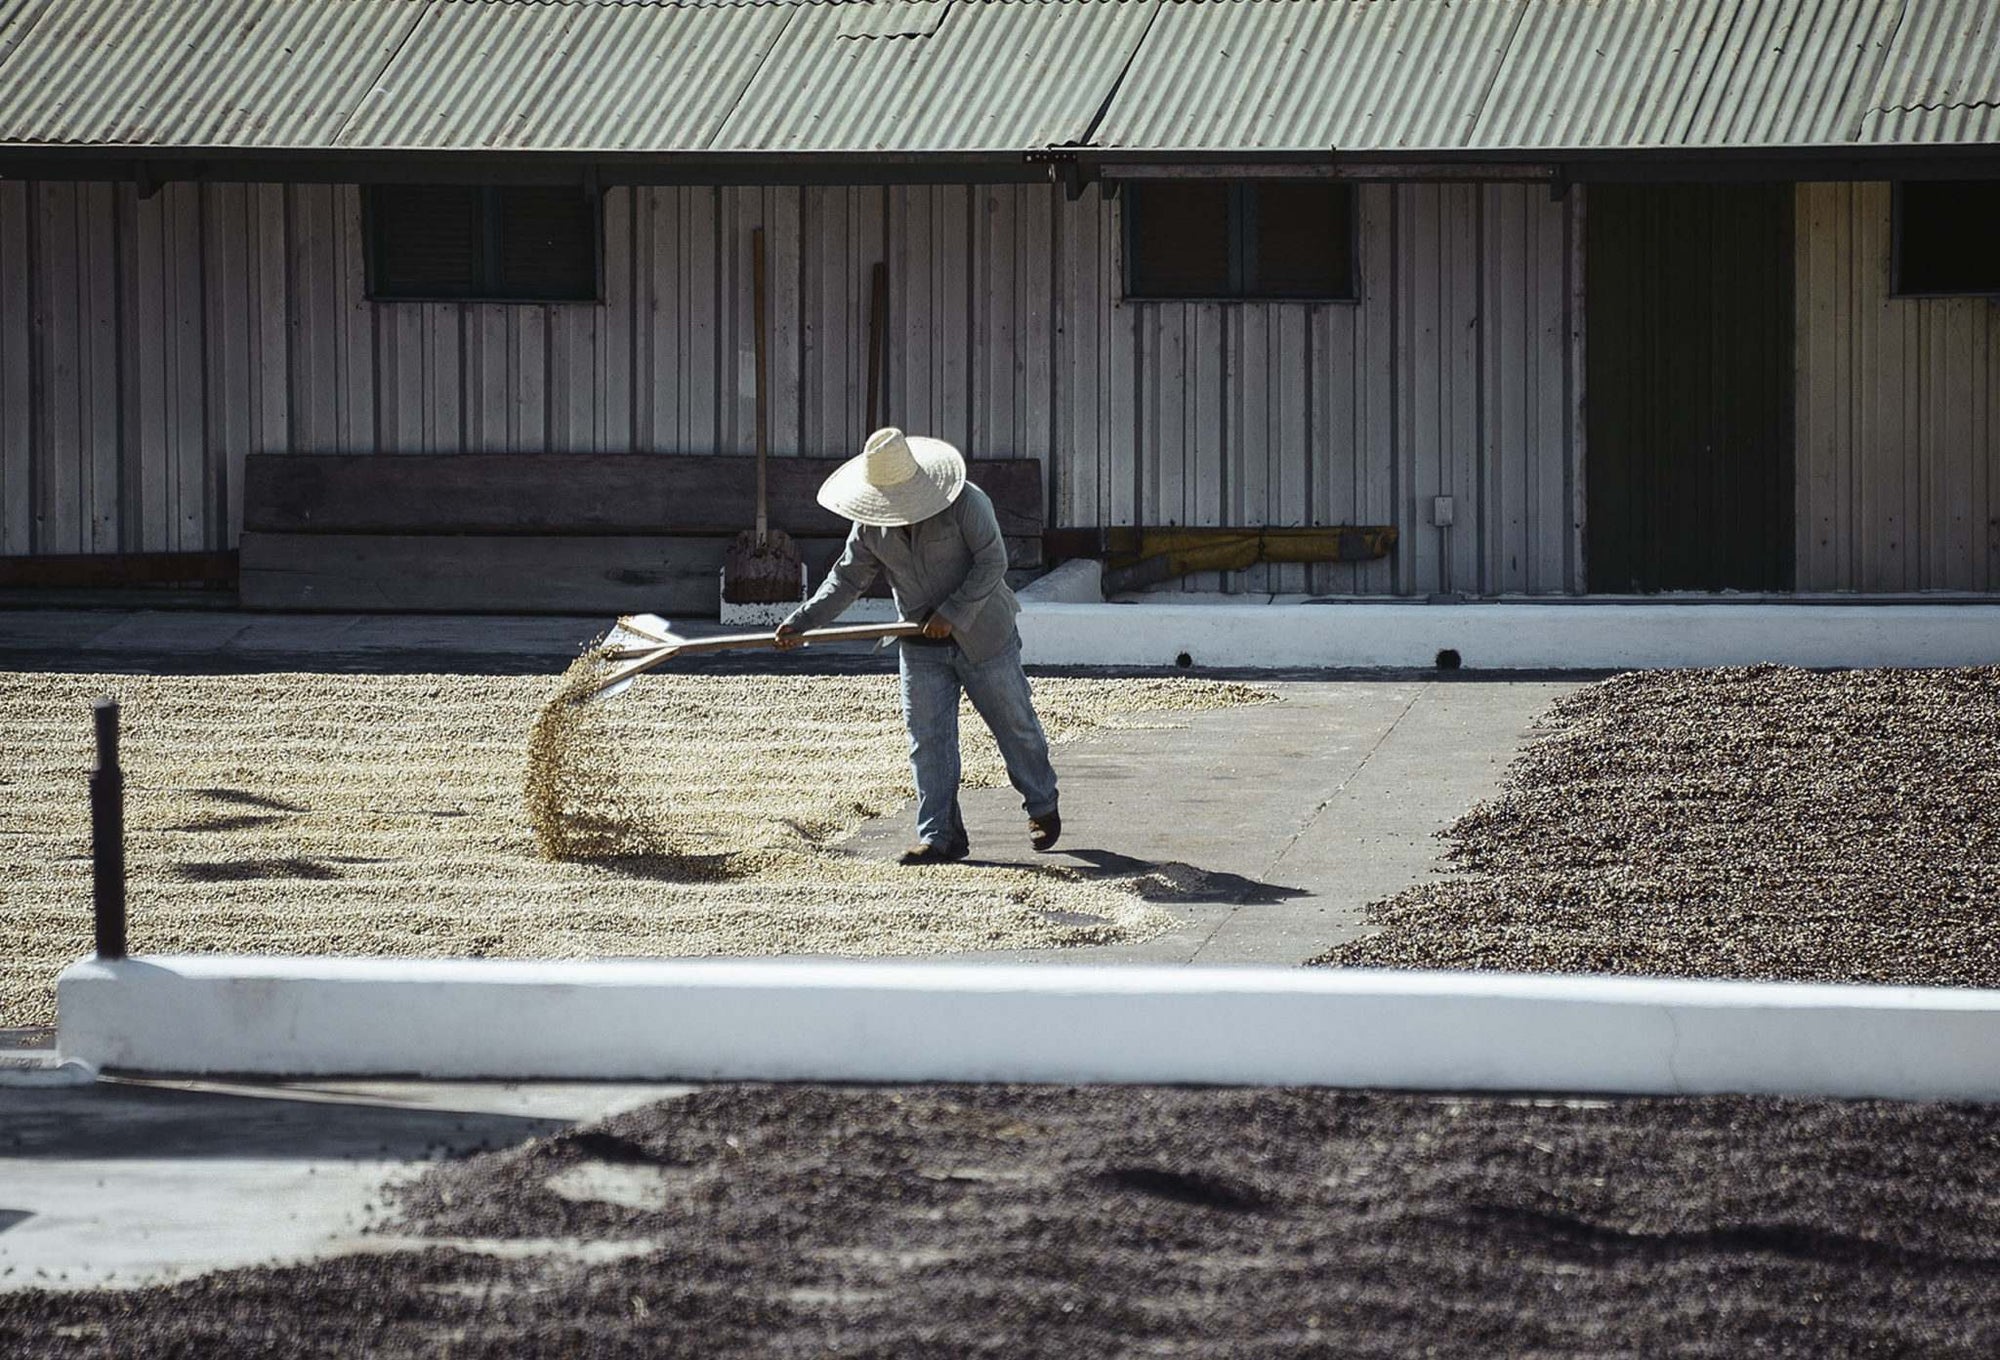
[1471,0,1903,151]
[338,0,795,149]
[1863,0,2000,143]
[1092,0,1526,152]
[711,0,1155,150]
[0,0,425,147]
[0,0,1995,156]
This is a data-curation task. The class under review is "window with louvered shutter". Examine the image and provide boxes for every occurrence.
[368,186,600,302]
[1125,181,1357,301]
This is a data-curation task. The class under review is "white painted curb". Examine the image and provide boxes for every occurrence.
[56,957,2000,1100]
[1017,601,2000,670]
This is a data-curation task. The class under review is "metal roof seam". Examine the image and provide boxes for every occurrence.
[1067,0,1164,148]
[328,0,444,149]
[1460,0,1531,148]
[701,0,812,150]
[1833,0,1907,145]
[0,0,56,98]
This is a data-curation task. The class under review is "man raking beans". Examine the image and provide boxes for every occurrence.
[778,428,1061,865]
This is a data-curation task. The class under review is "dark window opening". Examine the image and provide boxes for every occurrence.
[1895,180,2000,296]
[367,186,599,302]
[1126,181,1356,300]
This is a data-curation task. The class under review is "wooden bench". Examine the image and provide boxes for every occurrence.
[238,453,1045,614]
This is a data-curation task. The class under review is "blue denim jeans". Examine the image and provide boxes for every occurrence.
[897,630,1058,848]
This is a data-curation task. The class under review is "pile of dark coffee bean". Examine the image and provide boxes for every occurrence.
[1319,666,2000,986]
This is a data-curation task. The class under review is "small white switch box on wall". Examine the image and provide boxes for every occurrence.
[1431,496,1455,527]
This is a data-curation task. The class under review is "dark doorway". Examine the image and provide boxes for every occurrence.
[1586,184,1794,592]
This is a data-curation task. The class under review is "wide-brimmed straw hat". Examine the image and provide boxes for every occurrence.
[816,427,967,527]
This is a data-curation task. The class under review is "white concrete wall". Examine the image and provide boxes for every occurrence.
[1018,600,2000,670]
[57,956,2000,1101]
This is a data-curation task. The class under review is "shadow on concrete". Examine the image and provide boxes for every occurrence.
[0,1082,572,1161]
[963,847,1309,907]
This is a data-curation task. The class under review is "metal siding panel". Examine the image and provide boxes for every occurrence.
[287,185,328,453]
[331,187,375,453]
[80,180,119,552]
[252,184,291,474]
[117,184,163,552]
[1796,181,1840,589]
[0,180,28,555]
[202,183,253,547]
[766,185,802,458]
[679,187,720,453]
[1482,182,1522,594]
[1308,277,1352,593]
[1533,180,1569,592]
[1356,181,1396,595]
[35,182,82,553]
[1445,182,1479,595]
[165,183,206,551]
[1058,186,1104,528]
[1794,180,2000,592]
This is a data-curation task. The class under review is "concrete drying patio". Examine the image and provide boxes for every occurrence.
[846,676,1577,964]
[1,608,1578,989]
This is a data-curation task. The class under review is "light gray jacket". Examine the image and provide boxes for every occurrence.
[784,482,1020,662]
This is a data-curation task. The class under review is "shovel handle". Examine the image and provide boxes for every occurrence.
[578,620,924,702]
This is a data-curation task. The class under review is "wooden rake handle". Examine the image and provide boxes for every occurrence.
[579,620,924,702]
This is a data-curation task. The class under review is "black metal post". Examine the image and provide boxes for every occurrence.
[91,695,126,961]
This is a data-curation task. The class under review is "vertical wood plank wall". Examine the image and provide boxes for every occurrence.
[1796,181,2000,592]
[0,177,1582,596]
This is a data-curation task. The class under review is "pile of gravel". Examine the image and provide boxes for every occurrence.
[0,670,1268,1027]
[1317,666,2000,986]
[4,1085,1994,1356]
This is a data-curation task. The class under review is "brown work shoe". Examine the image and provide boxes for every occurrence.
[1029,810,1062,853]
[900,839,970,866]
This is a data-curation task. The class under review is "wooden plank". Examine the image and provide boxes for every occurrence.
[239,532,1038,613]
[241,452,1046,536]
[0,550,236,588]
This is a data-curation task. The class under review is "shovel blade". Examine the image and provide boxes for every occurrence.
[604,613,684,661]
